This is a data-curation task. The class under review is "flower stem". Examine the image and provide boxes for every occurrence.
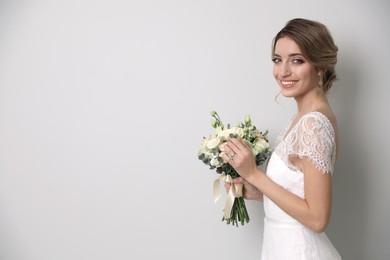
[222,197,250,226]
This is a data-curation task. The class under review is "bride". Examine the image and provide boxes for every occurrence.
[221,18,342,259]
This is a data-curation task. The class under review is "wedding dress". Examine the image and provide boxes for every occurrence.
[261,111,341,260]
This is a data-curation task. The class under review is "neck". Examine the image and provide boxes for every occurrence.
[295,90,328,116]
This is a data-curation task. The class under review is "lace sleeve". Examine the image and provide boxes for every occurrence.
[273,115,295,150]
[287,113,336,174]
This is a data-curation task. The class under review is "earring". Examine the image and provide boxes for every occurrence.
[318,72,323,87]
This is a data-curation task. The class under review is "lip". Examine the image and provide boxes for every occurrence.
[280,80,298,88]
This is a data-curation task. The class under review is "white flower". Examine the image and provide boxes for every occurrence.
[198,147,214,160]
[210,156,222,167]
[252,138,269,154]
[198,139,214,158]
[206,136,221,150]
[215,126,224,134]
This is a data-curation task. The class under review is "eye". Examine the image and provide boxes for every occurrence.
[272,57,281,63]
[292,59,304,64]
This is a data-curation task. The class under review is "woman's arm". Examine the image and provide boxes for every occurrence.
[251,157,332,232]
[221,138,333,233]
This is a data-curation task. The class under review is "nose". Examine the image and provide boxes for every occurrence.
[279,62,291,77]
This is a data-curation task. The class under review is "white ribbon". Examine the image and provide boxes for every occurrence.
[213,173,243,219]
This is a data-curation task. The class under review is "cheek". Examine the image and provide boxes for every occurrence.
[304,71,319,85]
[298,66,317,81]
[272,66,278,78]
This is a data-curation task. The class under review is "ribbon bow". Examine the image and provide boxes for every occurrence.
[213,173,243,219]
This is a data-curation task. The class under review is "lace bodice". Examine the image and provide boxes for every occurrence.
[274,111,336,174]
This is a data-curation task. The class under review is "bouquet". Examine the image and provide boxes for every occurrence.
[198,111,271,226]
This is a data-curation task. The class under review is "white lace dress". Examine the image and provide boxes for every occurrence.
[261,111,341,260]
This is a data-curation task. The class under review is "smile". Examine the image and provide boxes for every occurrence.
[280,80,297,87]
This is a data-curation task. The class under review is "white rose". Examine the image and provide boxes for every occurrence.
[252,138,269,154]
[206,137,221,149]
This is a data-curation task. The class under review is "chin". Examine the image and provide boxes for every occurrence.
[280,89,296,98]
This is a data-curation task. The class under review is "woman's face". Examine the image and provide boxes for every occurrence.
[272,37,320,99]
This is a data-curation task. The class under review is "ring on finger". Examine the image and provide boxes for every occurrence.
[229,153,236,160]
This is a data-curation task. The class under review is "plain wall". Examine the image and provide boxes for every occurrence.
[0,0,389,259]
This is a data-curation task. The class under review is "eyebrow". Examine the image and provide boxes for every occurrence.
[273,53,304,57]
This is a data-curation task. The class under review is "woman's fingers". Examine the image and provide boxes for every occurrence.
[225,177,262,201]
[224,182,231,193]
[225,177,243,193]
[233,177,244,184]
[228,138,247,151]
[220,141,237,160]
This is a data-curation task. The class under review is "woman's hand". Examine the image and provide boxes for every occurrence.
[225,177,263,202]
[220,138,259,180]
[220,138,264,202]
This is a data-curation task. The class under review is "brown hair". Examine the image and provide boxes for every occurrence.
[272,18,338,93]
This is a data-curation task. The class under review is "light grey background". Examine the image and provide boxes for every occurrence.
[0,0,389,259]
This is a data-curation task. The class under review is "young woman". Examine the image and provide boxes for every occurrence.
[221,18,342,259]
